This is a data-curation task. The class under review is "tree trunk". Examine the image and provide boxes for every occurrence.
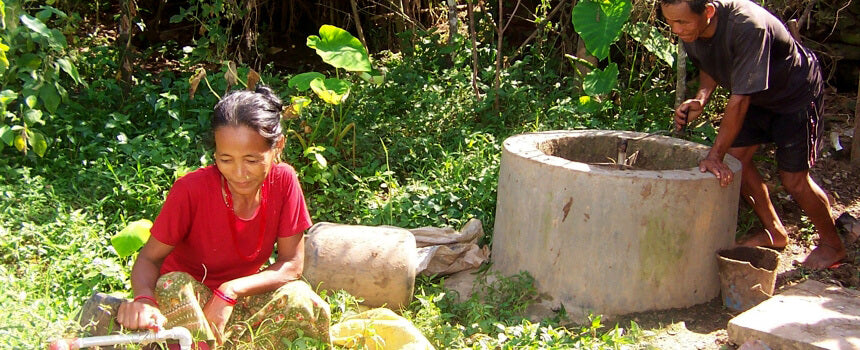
[851,73,860,165]
[117,0,138,90]
[468,1,481,101]
[447,0,458,46]
[675,43,687,108]
[493,0,504,112]
[350,0,369,51]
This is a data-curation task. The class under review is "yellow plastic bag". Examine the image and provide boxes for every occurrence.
[330,308,434,350]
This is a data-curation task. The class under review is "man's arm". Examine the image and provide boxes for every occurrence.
[676,70,718,129]
[699,93,751,187]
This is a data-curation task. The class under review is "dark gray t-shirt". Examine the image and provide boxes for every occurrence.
[684,0,821,113]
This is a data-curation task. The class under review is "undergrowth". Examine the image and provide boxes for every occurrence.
[0,2,703,348]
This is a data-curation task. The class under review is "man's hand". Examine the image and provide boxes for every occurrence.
[675,99,705,131]
[117,299,166,331]
[699,155,734,187]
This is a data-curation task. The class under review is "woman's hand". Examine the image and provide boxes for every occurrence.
[204,289,236,345]
[117,299,166,331]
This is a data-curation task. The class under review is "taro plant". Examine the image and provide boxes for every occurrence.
[285,25,381,166]
[569,0,632,112]
[0,0,86,157]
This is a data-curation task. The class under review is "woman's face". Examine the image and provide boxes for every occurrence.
[214,125,281,197]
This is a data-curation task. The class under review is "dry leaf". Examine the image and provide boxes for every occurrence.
[225,61,238,90]
[189,68,207,99]
[247,69,261,91]
[281,107,298,120]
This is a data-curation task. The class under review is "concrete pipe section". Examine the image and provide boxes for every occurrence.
[492,130,742,318]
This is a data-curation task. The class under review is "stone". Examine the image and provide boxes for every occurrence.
[728,280,860,349]
[441,268,485,303]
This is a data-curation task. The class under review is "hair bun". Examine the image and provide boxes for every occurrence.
[254,85,283,111]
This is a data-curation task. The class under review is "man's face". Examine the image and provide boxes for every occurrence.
[661,2,715,43]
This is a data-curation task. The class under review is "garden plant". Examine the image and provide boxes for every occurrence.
[2,0,857,348]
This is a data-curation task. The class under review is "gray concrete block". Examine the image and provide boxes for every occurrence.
[728,280,860,349]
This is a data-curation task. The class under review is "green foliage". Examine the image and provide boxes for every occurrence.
[626,22,675,67]
[572,0,632,60]
[1,1,736,348]
[110,219,152,257]
[285,25,380,186]
[584,62,619,95]
[403,272,645,349]
[0,0,85,158]
[306,25,372,72]
[168,0,244,63]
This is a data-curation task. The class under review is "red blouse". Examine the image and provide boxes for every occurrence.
[151,164,312,290]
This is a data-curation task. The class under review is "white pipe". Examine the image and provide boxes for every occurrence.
[70,327,193,350]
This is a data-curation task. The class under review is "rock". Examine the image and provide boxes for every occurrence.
[441,268,484,303]
[728,280,860,349]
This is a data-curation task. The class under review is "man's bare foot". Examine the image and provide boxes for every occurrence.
[736,228,788,249]
[802,242,847,269]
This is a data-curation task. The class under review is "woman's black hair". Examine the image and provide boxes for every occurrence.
[211,85,284,148]
[660,0,711,14]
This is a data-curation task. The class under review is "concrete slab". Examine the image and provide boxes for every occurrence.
[728,280,860,349]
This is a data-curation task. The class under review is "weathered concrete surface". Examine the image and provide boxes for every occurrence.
[304,223,417,310]
[728,280,860,349]
[492,130,742,319]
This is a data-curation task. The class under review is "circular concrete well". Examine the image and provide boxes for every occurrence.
[492,130,742,318]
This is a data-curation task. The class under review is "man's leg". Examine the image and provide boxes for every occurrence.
[779,170,846,269]
[729,145,789,248]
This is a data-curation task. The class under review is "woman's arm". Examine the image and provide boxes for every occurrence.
[219,234,304,298]
[116,238,174,329]
[203,234,305,342]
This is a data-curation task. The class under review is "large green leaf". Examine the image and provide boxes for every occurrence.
[0,37,9,69]
[39,83,60,113]
[306,25,371,72]
[19,53,42,71]
[20,14,51,37]
[572,0,632,60]
[310,78,351,105]
[24,108,43,125]
[20,14,65,49]
[27,129,47,157]
[0,124,12,146]
[627,22,675,66]
[111,219,153,257]
[288,72,325,92]
[56,58,84,85]
[0,90,17,107]
[583,62,619,96]
[25,95,37,108]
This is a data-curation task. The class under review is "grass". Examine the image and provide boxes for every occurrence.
[0,10,699,349]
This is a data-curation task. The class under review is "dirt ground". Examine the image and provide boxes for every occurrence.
[612,91,860,349]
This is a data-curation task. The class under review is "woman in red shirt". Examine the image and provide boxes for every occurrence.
[114,86,329,347]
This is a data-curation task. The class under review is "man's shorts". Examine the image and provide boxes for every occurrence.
[731,93,824,173]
